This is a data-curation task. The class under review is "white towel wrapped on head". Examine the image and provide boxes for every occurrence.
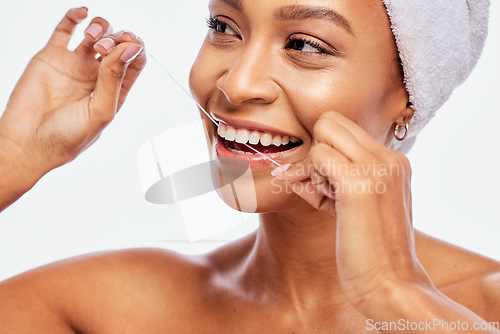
[382,0,490,152]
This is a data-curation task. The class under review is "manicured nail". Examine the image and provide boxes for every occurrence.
[120,45,143,63]
[95,37,115,53]
[271,164,291,177]
[85,23,103,39]
[123,31,137,40]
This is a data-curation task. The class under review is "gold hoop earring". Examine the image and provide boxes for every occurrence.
[394,119,410,141]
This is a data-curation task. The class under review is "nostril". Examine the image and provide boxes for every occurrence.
[216,72,280,106]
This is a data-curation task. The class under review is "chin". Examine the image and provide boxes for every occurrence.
[211,162,305,213]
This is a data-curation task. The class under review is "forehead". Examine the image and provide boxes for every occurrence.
[208,0,386,14]
[208,0,389,33]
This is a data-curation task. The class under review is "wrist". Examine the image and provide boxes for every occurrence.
[0,133,47,207]
[359,281,497,334]
[355,275,439,319]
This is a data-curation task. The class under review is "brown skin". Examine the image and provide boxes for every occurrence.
[0,2,500,334]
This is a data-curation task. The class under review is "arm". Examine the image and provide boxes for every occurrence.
[0,136,42,211]
[0,7,145,212]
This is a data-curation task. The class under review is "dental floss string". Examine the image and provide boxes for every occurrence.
[145,49,282,168]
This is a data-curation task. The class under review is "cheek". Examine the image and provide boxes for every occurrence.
[284,67,395,143]
[189,44,221,106]
[189,57,209,105]
[281,70,366,136]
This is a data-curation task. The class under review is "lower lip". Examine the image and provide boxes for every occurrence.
[214,135,301,170]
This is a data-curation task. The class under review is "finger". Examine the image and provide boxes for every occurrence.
[48,7,89,48]
[91,31,145,111]
[309,164,328,186]
[91,31,140,57]
[274,160,311,183]
[292,180,337,216]
[318,182,336,200]
[309,143,350,183]
[88,42,144,129]
[93,37,117,57]
[321,111,387,153]
[75,17,113,56]
[116,34,146,109]
[313,113,375,163]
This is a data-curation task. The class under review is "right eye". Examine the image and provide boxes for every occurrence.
[206,16,238,36]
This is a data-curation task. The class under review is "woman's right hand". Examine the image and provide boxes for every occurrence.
[0,7,145,211]
[0,7,145,177]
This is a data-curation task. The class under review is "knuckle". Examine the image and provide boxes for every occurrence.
[111,68,126,81]
[55,25,73,36]
[64,12,79,25]
[102,64,126,81]
[395,151,410,166]
[380,151,400,166]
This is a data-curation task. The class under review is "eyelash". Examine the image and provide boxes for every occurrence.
[206,16,234,34]
[206,16,335,56]
[285,36,332,55]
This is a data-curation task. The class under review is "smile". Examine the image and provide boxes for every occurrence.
[217,123,302,155]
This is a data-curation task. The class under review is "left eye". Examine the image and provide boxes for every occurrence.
[207,16,237,36]
[285,37,331,55]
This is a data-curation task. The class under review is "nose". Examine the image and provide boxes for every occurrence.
[216,45,280,106]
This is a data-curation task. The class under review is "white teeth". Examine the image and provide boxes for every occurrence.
[260,133,273,146]
[249,131,260,145]
[272,135,282,147]
[227,147,253,156]
[218,124,227,137]
[225,126,237,141]
[218,123,301,147]
[235,129,250,144]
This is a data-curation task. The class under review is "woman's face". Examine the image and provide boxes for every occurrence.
[189,0,410,213]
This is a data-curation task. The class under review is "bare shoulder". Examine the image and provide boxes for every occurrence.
[442,267,500,321]
[415,231,500,319]
[0,248,211,333]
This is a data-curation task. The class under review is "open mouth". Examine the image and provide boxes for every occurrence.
[217,123,303,155]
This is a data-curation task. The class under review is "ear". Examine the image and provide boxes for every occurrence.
[394,101,415,125]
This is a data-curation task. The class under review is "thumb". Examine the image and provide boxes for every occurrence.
[89,42,143,129]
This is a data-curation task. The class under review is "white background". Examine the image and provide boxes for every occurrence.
[0,0,498,280]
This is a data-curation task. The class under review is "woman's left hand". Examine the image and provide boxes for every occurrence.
[276,112,500,333]
[275,111,433,311]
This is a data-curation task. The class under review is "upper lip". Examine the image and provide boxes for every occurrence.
[211,113,301,139]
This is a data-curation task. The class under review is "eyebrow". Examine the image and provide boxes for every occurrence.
[275,5,354,36]
[219,0,242,10]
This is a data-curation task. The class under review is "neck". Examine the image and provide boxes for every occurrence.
[242,204,348,309]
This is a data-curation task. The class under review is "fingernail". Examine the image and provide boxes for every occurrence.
[120,45,143,63]
[123,31,137,40]
[271,164,291,177]
[95,37,115,53]
[85,23,103,39]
